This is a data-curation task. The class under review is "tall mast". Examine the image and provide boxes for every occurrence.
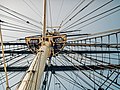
[43,0,47,38]
[16,43,51,90]
[17,0,66,89]
[16,0,50,90]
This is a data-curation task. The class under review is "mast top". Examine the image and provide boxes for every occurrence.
[43,0,47,38]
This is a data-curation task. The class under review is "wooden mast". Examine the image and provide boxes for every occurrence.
[43,0,47,38]
[16,0,51,90]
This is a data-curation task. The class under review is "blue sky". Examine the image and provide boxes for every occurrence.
[0,0,120,41]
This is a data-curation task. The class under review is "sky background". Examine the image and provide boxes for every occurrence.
[0,0,120,41]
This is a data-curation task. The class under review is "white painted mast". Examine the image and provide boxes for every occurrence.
[16,42,50,90]
[16,0,50,90]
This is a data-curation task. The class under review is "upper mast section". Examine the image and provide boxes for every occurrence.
[25,0,67,56]
[43,0,47,38]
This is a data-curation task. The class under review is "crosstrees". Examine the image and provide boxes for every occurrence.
[0,65,120,72]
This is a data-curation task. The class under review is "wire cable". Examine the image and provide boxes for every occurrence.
[0,7,42,29]
[47,0,53,31]
[1,20,40,32]
[0,4,42,25]
[62,0,114,31]
[62,0,85,23]
[55,0,64,25]
[63,4,120,31]
[0,22,10,90]
[1,23,39,34]
[23,0,42,18]
[28,0,42,17]
[62,0,94,27]
[58,0,85,31]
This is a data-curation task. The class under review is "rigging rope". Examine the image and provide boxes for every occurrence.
[63,4,120,31]
[62,0,114,31]
[0,8,42,29]
[48,0,53,31]
[55,0,64,25]
[61,0,94,28]
[23,0,42,18]
[0,21,10,90]
[62,0,85,23]
[28,0,42,16]
[0,4,42,25]
[54,56,91,90]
